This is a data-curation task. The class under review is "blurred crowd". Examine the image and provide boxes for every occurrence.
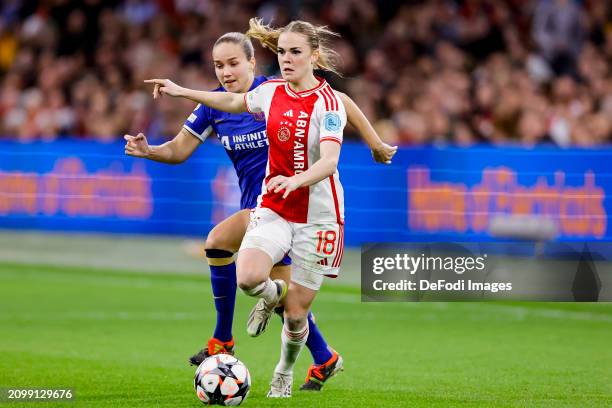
[0,0,610,146]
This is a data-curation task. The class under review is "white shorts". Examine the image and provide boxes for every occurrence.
[239,207,345,290]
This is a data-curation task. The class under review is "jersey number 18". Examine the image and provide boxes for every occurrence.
[316,231,337,255]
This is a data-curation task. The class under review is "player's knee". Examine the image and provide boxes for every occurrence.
[205,229,230,252]
[237,275,262,292]
[284,303,307,328]
[237,279,253,292]
[236,257,269,292]
[284,314,307,332]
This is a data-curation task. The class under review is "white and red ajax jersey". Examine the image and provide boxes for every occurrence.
[244,77,346,224]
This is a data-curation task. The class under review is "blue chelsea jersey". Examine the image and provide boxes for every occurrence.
[182,75,270,209]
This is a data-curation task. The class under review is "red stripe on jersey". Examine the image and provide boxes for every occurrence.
[322,90,329,110]
[322,86,337,110]
[339,226,345,266]
[285,86,299,98]
[292,78,327,97]
[335,226,345,267]
[331,230,339,267]
[322,86,335,110]
[329,175,343,225]
[320,137,341,145]
[317,90,330,110]
[332,225,344,267]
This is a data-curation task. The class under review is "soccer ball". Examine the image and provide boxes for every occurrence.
[194,354,251,406]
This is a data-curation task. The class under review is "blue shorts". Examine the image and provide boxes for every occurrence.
[279,254,292,266]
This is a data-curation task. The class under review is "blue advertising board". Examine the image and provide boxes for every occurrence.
[0,140,610,245]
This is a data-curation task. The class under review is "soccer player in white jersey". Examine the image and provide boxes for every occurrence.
[129,30,395,391]
[145,18,378,397]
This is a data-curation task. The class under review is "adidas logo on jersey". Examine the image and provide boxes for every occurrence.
[283,109,294,118]
[317,258,328,266]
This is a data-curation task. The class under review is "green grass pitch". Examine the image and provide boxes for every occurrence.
[1,262,611,407]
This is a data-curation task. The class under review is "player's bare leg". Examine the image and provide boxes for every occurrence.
[237,249,288,336]
[189,210,249,366]
[267,281,315,397]
[252,262,341,390]
[206,209,250,253]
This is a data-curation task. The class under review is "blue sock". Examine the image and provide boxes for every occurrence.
[306,312,333,365]
[206,249,236,343]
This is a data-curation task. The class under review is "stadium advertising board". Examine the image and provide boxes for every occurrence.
[1,141,610,244]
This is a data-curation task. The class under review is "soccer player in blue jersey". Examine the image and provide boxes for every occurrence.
[125,32,396,390]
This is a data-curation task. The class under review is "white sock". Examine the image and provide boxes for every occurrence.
[274,322,309,375]
[244,278,278,306]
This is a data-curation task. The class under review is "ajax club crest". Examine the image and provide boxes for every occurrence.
[277,127,290,142]
[277,120,293,142]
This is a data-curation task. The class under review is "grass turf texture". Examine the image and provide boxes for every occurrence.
[1,262,611,408]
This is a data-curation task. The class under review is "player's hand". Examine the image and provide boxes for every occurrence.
[144,78,184,98]
[266,175,302,199]
[124,133,151,158]
[371,142,398,164]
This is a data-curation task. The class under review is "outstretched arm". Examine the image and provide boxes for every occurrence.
[338,92,398,164]
[124,128,201,164]
[144,79,246,113]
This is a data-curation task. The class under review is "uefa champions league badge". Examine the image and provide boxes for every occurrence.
[324,112,341,132]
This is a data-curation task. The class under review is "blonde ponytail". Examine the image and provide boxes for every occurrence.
[305,23,341,76]
[246,18,282,53]
[246,18,343,77]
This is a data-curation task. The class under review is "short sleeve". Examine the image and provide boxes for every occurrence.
[318,90,347,145]
[183,104,213,142]
[244,81,281,114]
